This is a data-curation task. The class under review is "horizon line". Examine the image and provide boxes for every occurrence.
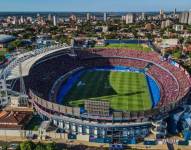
[0,10,183,13]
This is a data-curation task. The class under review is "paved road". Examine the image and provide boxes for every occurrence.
[0,136,190,150]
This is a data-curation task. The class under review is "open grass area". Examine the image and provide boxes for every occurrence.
[0,48,7,56]
[95,43,152,52]
[63,70,152,111]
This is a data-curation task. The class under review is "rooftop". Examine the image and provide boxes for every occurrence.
[0,111,32,129]
[0,34,16,43]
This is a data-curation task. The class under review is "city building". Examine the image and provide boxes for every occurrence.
[173,24,184,31]
[159,9,165,19]
[36,35,56,48]
[125,14,134,24]
[102,26,108,33]
[145,23,156,31]
[174,8,177,15]
[20,16,24,24]
[179,12,189,24]
[104,12,107,22]
[183,44,191,52]
[161,19,172,29]
[87,13,90,21]
[141,12,146,20]
[26,17,32,23]
[53,16,57,26]
[160,9,164,15]
[188,10,191,25]
[161,38,179,49]
[48,13,52,21]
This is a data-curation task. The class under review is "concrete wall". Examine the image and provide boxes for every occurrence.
[77,134,89,142]
[46,132,68,140]
[0,129,69,140]
[0,130,38,137]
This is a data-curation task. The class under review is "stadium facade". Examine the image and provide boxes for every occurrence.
[2,45,191,144]
[27,48,191,144]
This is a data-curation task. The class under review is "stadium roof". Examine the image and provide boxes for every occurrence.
[0,34,16,43]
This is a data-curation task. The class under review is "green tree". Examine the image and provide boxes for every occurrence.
[46,142,56,150]
[2,144,8,150]
[145,33,153,39]
[172,49,182,59]
[20,141,35,150]
[8,39,22,51]
[35,142,46,150]
[179,37,185,44]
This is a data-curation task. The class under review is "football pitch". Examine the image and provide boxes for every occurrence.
[63,70,152,111]
[95,43,152,52]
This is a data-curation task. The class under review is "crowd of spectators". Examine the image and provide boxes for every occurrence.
[15,48,191,108]
[78,48,191,106]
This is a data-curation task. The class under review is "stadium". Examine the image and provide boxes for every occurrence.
[4,44,191,144]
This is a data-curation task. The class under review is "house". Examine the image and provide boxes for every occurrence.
[0,110,32,129]
[160,39,179,49]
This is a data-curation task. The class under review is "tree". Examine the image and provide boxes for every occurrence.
[172,49,182,59]
[173,51,181,59]
[179,37,184,44]
[20,141,35,150]
[46,142,57,150]
[0,55,5,62]
[2,144,8,150]
[35,142,46,150]
[8,39,22,51]
[145,33,153,40]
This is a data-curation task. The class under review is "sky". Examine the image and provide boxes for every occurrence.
[0,0,190,12]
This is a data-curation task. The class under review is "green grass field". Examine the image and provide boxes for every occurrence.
[63,70,152,111]
[0,48,7,56]
[95,43,152,52]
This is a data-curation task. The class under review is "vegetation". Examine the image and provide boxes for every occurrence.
[8,39,22,51]
[63,70,152,111]
[0,48,7,56]
[19,141,56,150]
[20,141,35,150]
[164,48,182,59]
[0,48,7,62]
[172,50,182,59]
[24,115,43,131]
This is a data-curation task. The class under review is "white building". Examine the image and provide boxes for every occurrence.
[159,9,165,19]
[104,12,107,22]
[48,14,52,21]
[173,25,184,31]
[161,20,172,29]
[161,39,179,48]
[160,9,164,15]
[87,13,90,21]
[188,10,191,25]
[126,14,134,24]
[102,26,108,33]
[20,16,24,24]
[141,12,145,20]
[179,12,189,24]
[53,16,57,26]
